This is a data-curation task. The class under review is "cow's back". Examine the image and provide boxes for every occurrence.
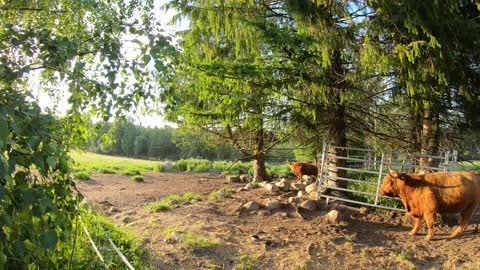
[423,171,480,213]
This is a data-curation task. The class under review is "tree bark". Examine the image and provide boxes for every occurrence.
[253,128,270,181]
[419,108,440,171]
[325,103,348,192]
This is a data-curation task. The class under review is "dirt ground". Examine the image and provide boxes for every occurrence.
[76,172,480,270]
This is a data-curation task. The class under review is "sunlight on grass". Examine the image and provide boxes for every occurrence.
[233,254,259,270]
[70,151,159,175]
[145,192,204,212]
[208,188,234,200]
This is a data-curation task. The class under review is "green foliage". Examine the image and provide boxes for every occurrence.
[233,254,259,270]
[0,91,80,268]
[130,175,144,182]
[208,188,234,200]
[71,206,153,269]
[346,172,403,209]
[74,171,91,180]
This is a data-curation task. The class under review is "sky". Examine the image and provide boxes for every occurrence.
[35,0,184,128]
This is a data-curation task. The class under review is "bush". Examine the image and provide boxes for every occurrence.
[75,171,91,180]
[130,175,144,182]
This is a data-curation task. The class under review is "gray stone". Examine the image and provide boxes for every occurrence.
[242,201,262,211]
[291,182,306,191]
[109,206,120,213]
[326,210,339,223]
[121,215,131,223]
[239,174,250,183]
[170,231,182,242]
[265,199,283,210]
[275,180,291,192]
[228,175,241,183]
[299,200,317,211]
[302,175,316,184]
[264,183,280,192]
[288,197,302,204]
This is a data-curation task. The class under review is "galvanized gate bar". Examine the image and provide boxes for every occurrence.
[374,152,385,206]
[316,142,458,212]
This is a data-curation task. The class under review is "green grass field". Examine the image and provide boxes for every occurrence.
[70,151,159,176]
[69,151,293,179]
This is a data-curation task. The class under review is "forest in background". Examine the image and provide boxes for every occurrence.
[1,0,480,268]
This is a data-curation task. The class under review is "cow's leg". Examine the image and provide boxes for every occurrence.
[451,204,476,238]
[424,212,436,240]
[409,217,421,235]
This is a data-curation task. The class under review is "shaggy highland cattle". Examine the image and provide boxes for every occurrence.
[379,169,480,240]
[288,161,318,180]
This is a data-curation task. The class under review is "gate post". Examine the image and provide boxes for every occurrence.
[316,140,327,201]
[374,151,385,206]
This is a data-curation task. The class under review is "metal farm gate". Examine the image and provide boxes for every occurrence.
[315,144,458,212]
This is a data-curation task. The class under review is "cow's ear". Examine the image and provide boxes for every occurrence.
[389,168,399,179]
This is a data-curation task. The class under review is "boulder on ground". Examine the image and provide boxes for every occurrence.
[297,191,305,198]
[228,175,241,183]
[288,197,302,204]
[275,180,292,192]
[291,182,306,191]
[305,183,318,194]
[302,175,316,183]
[264,183,280,192]
[239,174,250,183]
[242,201,262,211]
[325,209,343,224]
[299,200,317,211]
[265,199,283,210]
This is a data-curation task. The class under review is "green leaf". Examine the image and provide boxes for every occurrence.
[46,156,56,170]
[22,190,34,204]
[0,118,7,147]
[41,230,58,250]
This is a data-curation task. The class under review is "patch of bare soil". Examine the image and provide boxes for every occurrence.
[76,172,480,270]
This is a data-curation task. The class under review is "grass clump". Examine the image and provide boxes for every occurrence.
[72,206,154,269]
[130,175,144,182]
[145,201,171,211]
[74,171,91,180]
[181,232,219,252]
[233,254,259,270]
[145,192,203,212]
[208,188,234,200]
[98,168,115,174]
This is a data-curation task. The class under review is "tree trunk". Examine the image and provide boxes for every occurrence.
[253,128,270,181]
[253,151,269,181]
[325,103,348,193]
[419,108,440,171]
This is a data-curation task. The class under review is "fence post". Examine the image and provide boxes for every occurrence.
[444,150,450,172]
[374,151,385,206]
[316,140,327,201]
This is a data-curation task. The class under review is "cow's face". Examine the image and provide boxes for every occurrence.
[379,170,400,197]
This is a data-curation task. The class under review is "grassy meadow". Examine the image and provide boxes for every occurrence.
[69,151,292,179]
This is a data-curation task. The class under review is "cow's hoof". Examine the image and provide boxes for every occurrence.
[425,235,432,241]
[408,231,417,235]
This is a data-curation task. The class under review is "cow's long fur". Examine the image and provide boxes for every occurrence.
[288,161,318,180]
[379,170,480,240]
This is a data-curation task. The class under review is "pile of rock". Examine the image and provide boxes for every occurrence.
[257,175,318,200]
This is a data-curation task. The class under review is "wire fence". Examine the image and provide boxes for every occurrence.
[316,144,458,212]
